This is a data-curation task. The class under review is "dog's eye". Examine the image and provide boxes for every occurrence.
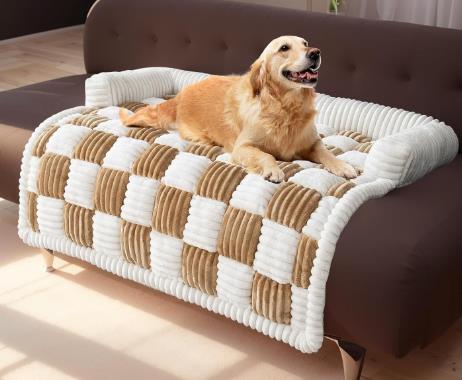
[279,44,290,52]
[303,41,308,47]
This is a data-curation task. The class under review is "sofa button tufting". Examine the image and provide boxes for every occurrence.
[151,34,158,43]
[185,37,192,44]
[399,71,411,82]
[111,30,119,38]
[221,42,228,50]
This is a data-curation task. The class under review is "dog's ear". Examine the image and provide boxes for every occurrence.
[250,59,265,97]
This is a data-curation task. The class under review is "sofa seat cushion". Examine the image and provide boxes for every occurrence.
[0,75,88,202]
[0,74,88,131]
[326,154,462,357]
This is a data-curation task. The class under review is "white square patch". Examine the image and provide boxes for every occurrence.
[27,156,40,193]
[230,174,280,216]
[183,195,227,253]
[215,153,231,163]
[302,196,338,241]
[121,175,160,227]
[45,124,91,157]
[292,160,319,169]
[150,230,184,279]
[289,168,345,195]
[102,136,149,172]
[322,135,359,152]
[154,132,189,151]
[337,151,368,171]
[162,152,211,193]
[93,211,122,256]
[97,106,132,120]
[142,97,166,106]
[316,124,336,137]
[254,219,300,284]
[64,159,100,210]
[94,119,130,136]
[291,285,309,330]
[36,196,65,237]
[217,255,254,306]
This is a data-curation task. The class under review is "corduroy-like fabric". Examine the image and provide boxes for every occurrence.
[251,272,292,324]
[18,79,458,354]
[74,131,118,164]
[64,203,94,247]
[94,168,129,216]
[37,153,70,199]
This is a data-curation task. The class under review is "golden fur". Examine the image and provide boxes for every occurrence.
[121,36,357,181]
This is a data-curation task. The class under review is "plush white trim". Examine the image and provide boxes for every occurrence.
[85,67,209,107]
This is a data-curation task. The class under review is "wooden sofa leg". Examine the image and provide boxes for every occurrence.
[41,249,54,272]
[326,337,366,380]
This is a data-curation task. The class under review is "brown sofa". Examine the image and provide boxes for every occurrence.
[1,0,461,369]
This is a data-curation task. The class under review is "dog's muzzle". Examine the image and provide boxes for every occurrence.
[307,48,321,72]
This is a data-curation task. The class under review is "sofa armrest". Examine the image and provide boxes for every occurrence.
[85,67,208,107]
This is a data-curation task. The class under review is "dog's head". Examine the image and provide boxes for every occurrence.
[250,36,321,96]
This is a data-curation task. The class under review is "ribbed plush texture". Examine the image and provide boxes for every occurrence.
[196,161,247,203]
[121,221,151,269]
[266,183,321,232]
[182,244,218,295]
[37,153,70,199]
[74,131,118,164]
[252,272,292,324]
[133,144,178,179]
[217,207,262,266]
[18,68,459,355]
[186,143,224,160]
[94,168,129,216]
[152,185,192,238]
[127,127,166,143]
[64,203,94,247]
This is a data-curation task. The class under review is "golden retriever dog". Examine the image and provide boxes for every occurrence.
[121,36,357,182]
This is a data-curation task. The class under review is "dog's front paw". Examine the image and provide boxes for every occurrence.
[262,165,285,183]
[325,160,357,179]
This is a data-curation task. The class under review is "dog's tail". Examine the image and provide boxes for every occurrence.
[119,98,178,129]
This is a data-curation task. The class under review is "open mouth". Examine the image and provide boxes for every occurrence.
[282,67,318,84]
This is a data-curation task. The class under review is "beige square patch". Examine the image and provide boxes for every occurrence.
[327,181,355,198]
[74,131,118,165]
[27,192,39,232]
[217,207,262,266]
[152,184,192,238]
[121,221,151,269]
[32,124,59,157]
[196,161,246,203]
[251,272,291,324]
[127,127,167,144]
[292,234,318,288]
[278,162,303,181]
[186,143,224,160]
[132,143,178,179]
[70,114,109,128]
[266,182,321,232]
[36,153,71,199]
[181,244,218,296]
[94,168,130,216]
[64,203,94,247]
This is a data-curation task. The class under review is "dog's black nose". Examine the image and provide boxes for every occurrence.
[308,48,321,61]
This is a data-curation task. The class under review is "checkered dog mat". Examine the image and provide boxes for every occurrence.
[18,71,458,353]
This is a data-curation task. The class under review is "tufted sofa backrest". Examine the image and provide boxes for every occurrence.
[84,0,462,144]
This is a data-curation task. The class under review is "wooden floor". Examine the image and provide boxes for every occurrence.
[1,26,461,380]
[0,26,85,91]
